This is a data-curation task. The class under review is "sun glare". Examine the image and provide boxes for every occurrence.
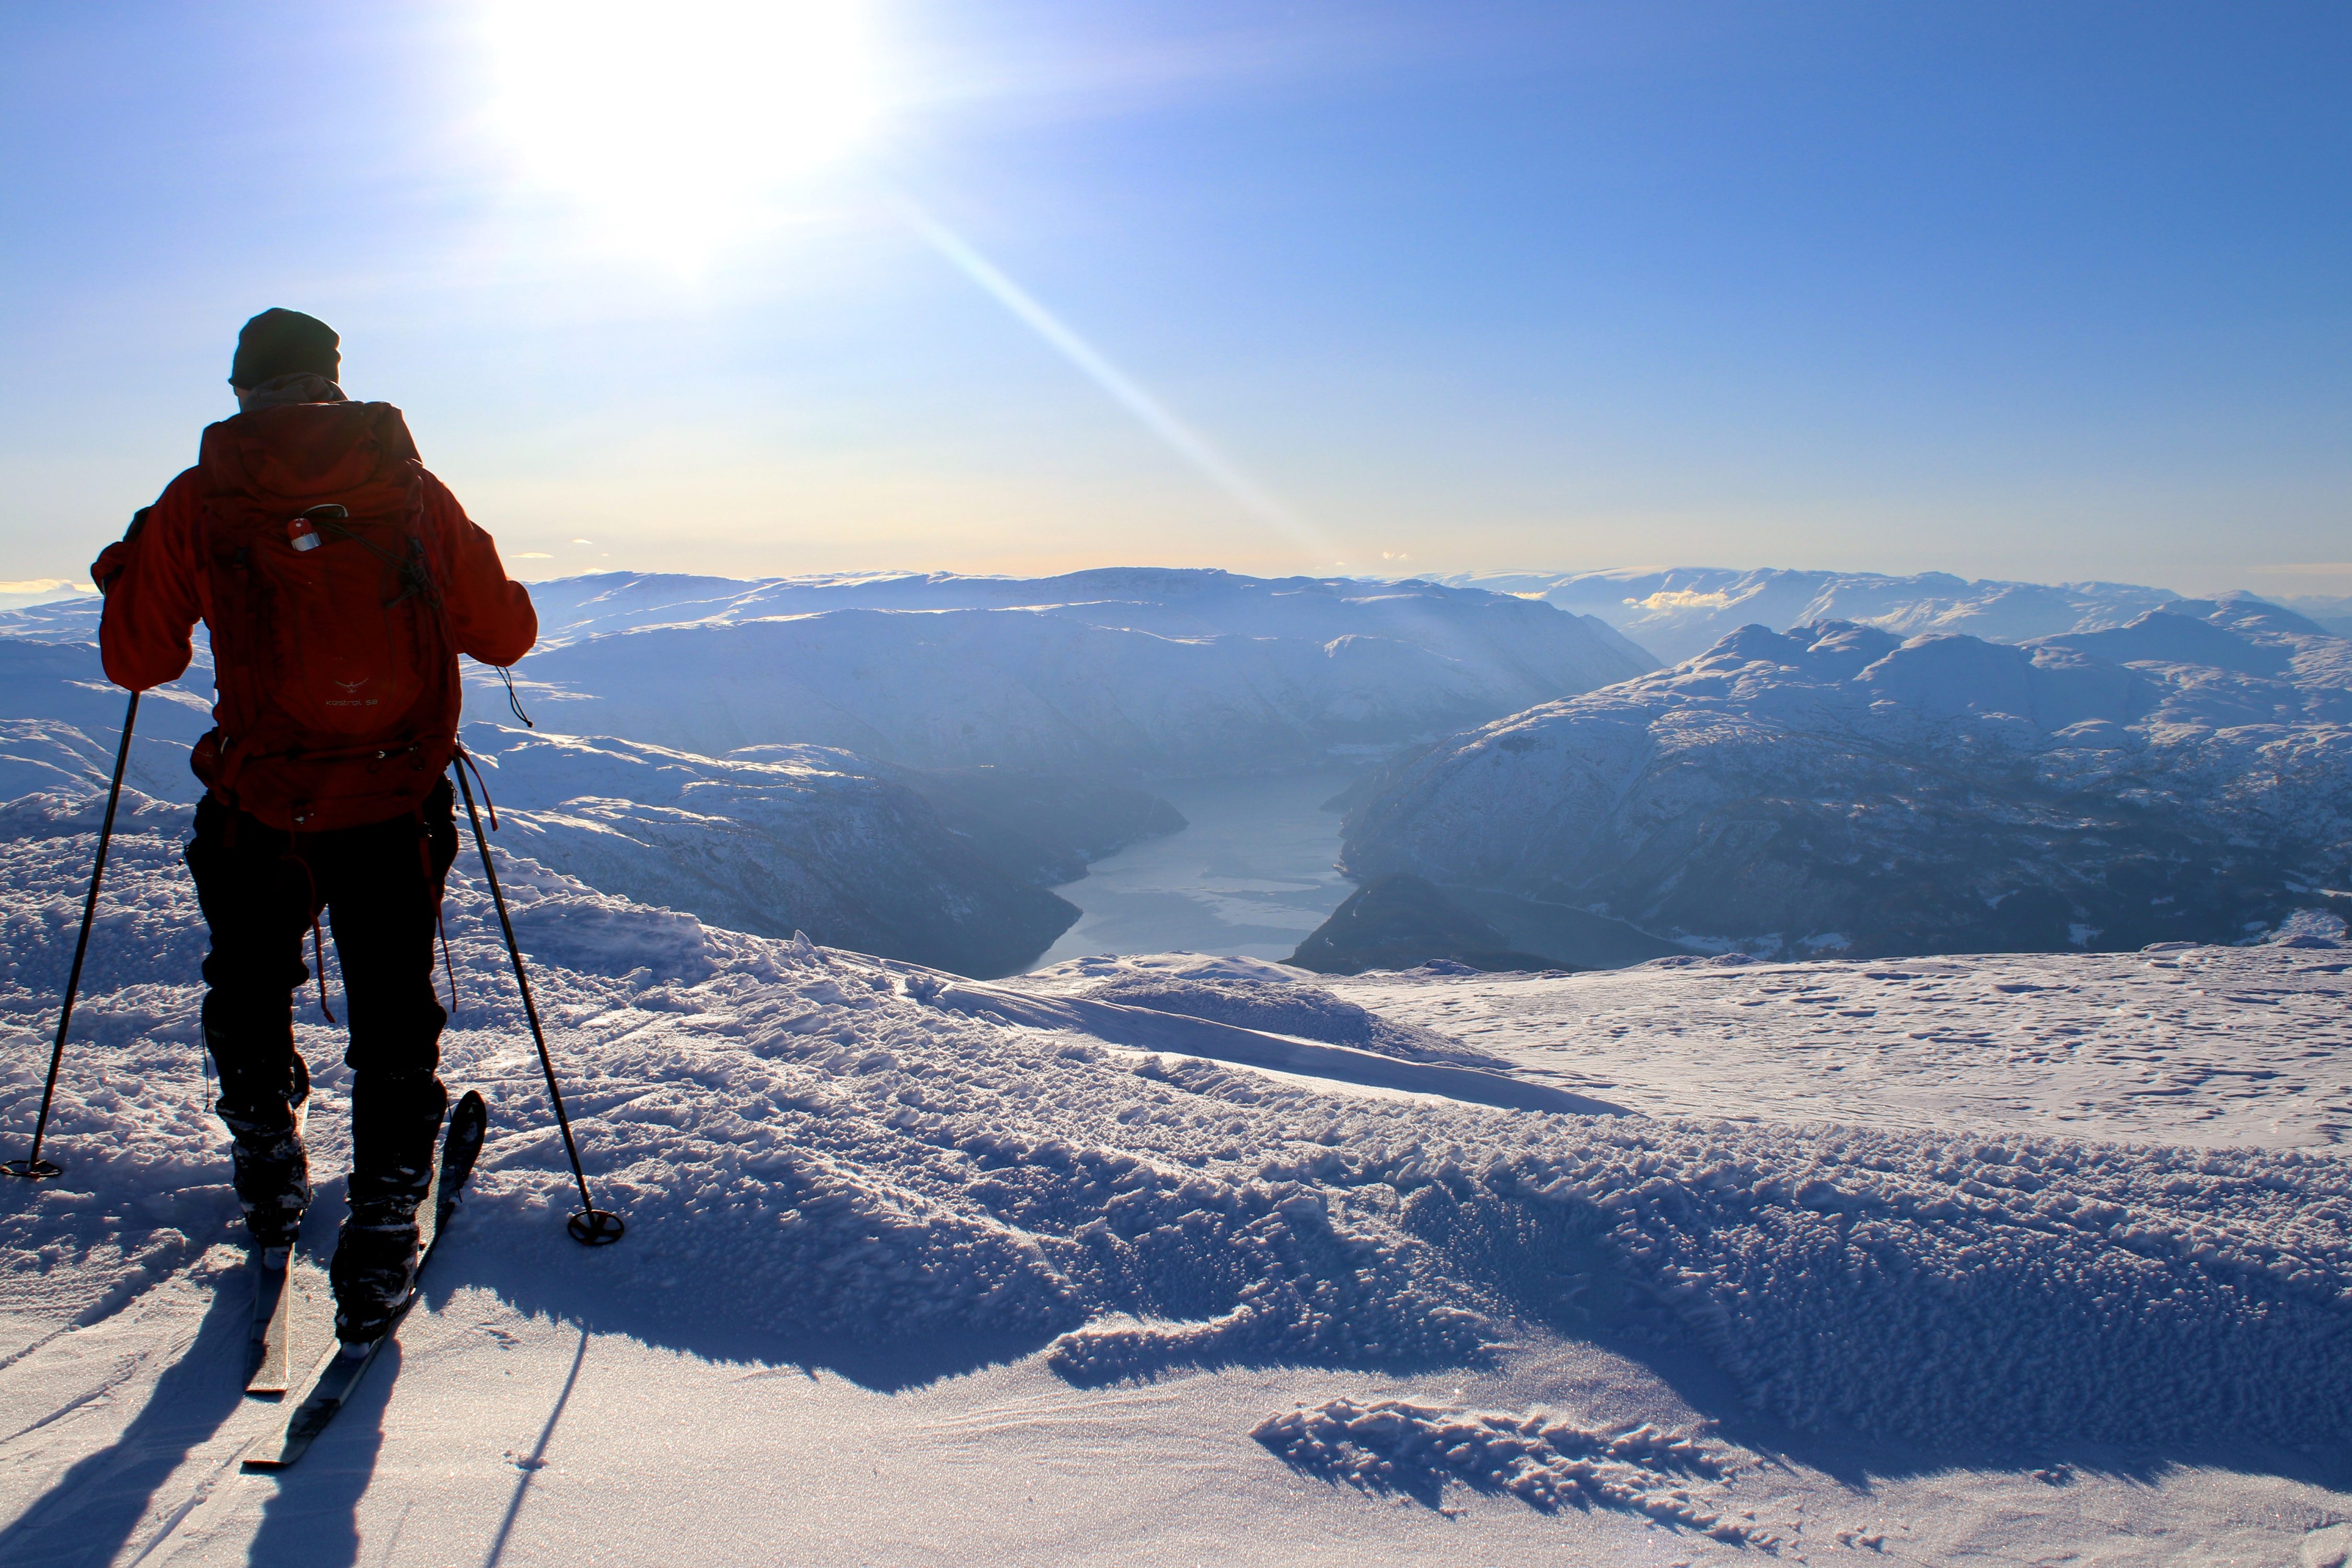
[483,0,878,264]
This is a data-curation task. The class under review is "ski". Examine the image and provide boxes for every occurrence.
[243,1264,293,1395]
[244,1056,313,1397]
[243,1089,489,1471]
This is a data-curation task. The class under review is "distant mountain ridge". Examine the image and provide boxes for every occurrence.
[489,568,1655,773]
[1437,567,2208,664]
[1339,597,2352,962]
[2,565,1651,974]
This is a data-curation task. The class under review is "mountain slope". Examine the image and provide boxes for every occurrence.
[0,620,1183,978]
[490,570,1655,771]
[1442,567,2195,663]
[1339,601,2352,960]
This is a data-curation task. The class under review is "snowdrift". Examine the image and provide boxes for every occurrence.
[3,809,2346,1459]
[1342,600,2352,960]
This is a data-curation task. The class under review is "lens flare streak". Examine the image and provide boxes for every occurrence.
[899,202,1321,552]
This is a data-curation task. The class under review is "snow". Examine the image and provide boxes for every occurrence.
[1329,945,2352,1148]
[3,802,2349,1562]
[481,569,1654,773]
[4,564,2350,1562]
[1342,603,2352,961]
[0,569,1642,975]
[1253,1398,1778,1546]
[1440,566,2198,664]
[455,722,1083,977]
[1,566,1652,777]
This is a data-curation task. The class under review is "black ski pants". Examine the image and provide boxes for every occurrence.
[186,778,458,1207]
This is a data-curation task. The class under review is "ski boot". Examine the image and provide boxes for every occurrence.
[333,1070,448,1350]
[330,1150,439,1348]
[220,1099,309,1269]
[328,1195,422,1350]
[215,1047,311,1270]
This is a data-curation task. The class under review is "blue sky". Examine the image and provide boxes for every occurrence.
[2,2,2345,594]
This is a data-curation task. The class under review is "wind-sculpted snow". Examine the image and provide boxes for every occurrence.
[479,569,1652,771]
[2,820,2347,1456]
[1254,1399,1780,1544]
[1441,567,2194,664]
[1343,602,2352,960]
[1011,954,1511,1068]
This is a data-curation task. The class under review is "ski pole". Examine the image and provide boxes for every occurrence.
[6,691,141,1180]
[449,756,624,1246]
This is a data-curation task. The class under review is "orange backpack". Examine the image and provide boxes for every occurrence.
[193,402,461,833]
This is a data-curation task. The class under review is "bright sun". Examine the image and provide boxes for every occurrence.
[483,0,878,262]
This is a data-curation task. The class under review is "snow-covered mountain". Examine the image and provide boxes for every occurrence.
[1439,567,2192,664]
[459,724,1180,977]
[491,569,1655,772]
[0,621,1181,975]
[1339,598,2352,962]
[0,568,1652,777]
[0,638,213,805]
[2281,590,2352,638]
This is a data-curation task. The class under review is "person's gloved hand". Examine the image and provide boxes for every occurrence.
[90,507,150,595]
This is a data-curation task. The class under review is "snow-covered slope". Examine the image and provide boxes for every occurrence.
[457,725,1097,977]
[0,643,1091,977]
[492,569,1655,772]
[0,640,213,806]
[0,623,1185,976]
[1442,567,2194,664]
[1329,943,2352,1148]
[1340,599,2352,961]
[2282,590,2352,639]
[1,817,2347,1562]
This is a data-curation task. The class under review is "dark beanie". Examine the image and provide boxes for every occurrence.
[229,308,340,389]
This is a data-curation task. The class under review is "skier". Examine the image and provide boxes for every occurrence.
[91,308,536,1350]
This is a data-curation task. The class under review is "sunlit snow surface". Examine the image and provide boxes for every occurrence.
[1330,948,2352,1149]
[2,804,2348,1564]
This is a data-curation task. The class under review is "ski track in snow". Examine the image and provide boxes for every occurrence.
[2,801,2350,1561]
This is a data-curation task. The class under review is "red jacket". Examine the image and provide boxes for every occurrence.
[95,400,535,827]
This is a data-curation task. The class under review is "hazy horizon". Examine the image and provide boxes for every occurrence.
[9,557,2349,621]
